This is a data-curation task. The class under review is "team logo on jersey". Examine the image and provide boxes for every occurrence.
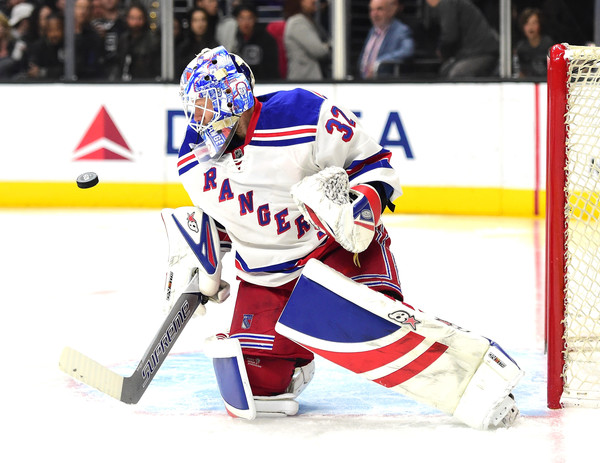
[242,314,254,329]
[388,310,421,330]
[187,212,199,233]
[73,105,134,161]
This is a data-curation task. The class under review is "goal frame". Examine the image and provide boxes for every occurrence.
[546,43,569,410]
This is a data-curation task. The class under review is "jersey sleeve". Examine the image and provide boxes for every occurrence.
[313,100,402,202]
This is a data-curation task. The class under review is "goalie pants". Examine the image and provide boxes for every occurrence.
[229,225,403,396]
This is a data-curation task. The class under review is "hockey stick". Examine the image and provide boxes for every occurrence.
[59,273,207,404]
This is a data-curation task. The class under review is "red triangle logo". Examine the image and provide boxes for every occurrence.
[74,106,132,160]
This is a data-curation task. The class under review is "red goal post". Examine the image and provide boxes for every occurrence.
[546,43,600,409]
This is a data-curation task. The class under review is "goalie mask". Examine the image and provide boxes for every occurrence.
[180,46,255,161]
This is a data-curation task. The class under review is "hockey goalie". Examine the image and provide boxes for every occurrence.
[167,46,523,429]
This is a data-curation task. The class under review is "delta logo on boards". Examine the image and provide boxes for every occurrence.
[73,106,134,161]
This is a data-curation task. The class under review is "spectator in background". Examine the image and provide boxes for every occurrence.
[194,0,218,40]
[514,7,553,78]
[7,2,33,42]
[175,7,217,75]
[284,0,330,80]
[195,0,220,38]
[74,0,104,79]
[26,12,64,79]
[31,3,55,40]
[91,0,127,81]
[358,0,414,79]
[425,0,499,78]
[195,0,239,50]
[90,0,103,22]
[173,15,184,48]
[19,3,53,48]
[117,2,159,80]
[231,2,279,80]
[0,11,27,77]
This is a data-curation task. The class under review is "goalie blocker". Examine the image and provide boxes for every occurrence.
[274,259,523,429]
[162,206,230,314]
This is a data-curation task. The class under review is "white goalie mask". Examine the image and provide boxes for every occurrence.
[179,46,255,161]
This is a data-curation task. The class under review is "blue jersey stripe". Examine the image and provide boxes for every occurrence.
[348,159,394,182]
[235,252,302,274]
[178,160,199,175]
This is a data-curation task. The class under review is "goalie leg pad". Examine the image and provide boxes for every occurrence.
[276,259,523,427]
[204,338,313,418]
[452,343,524,429]
[203,336,256,420]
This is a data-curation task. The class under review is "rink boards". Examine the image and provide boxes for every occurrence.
[0,82,546,216]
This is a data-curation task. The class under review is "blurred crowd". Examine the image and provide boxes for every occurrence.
[0,0,595,82]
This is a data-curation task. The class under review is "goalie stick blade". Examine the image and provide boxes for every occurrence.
[59,274,204,405]
[59,347,125,402]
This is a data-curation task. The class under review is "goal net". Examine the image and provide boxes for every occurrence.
[547,43,600,409]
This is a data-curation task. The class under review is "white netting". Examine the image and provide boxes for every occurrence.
[562,45,600,406]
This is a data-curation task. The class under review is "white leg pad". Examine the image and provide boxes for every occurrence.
[452,344,524,429]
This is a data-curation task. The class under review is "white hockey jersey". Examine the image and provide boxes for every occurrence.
[177,88,402,287]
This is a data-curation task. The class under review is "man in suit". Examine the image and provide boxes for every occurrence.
[358,0,415,79]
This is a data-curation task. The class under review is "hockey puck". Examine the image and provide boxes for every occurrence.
[76,172,99,189]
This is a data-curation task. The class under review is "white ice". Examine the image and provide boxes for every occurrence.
[1,209,595,463]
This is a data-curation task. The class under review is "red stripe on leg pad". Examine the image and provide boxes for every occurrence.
[373,342,449,387]
[300,331,426,374]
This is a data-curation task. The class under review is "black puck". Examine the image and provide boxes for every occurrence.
[76,172,99,189]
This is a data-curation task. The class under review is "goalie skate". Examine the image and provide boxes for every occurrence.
[490,394,519,428]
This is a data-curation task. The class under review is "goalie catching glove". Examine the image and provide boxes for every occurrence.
[290,166,382,253]
[162,207,230,316]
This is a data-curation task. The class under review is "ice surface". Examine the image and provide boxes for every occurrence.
[1,209,595,463]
